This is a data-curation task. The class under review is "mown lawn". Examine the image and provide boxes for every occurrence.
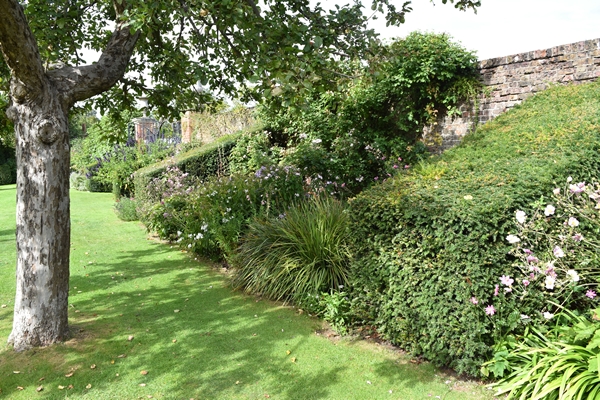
[0,185,492,399]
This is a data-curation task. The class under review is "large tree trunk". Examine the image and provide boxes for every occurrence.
[7,86,71,351]
[0,0,138,351]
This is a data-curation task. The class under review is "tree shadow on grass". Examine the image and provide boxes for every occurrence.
[0,239,463,399]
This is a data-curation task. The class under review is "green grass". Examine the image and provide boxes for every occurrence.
[0,185,491,399]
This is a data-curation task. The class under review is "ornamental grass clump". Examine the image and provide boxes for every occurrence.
[485,309,600,400]
[232,196,351,302]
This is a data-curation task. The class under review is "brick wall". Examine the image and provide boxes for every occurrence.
[427,38,600,152]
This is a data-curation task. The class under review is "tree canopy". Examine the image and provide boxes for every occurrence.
[1,0,480,121]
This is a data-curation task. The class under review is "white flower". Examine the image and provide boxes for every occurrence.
[567,176,573,183]
[553,246,565,258]
[545,275,556,290]
[506,234,520,244]
[515,210,527,224]
[520,314,530,319]
[298,133,308,139]
[553,188,560,195]
[544,204,555,216]
[177,231,182,236]
[567,217,579,227]
[312,138,322,144]
[543,311,555,320]
[566,269,580,282]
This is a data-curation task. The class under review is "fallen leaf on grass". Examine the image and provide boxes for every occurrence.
[128,335,134,341]
[38,377,45,382]
[58,385,66,390]
[235,381,240,385]
[140,370,148,375]
[90,364,96,369]
[13,371,20,374]
[16,386,24,391]
[86,384,92,389]
[36,386,43,392]
[139,383,146,387]
[174,309,180,313]
[117,354,126,358]
[1,304,6,308]
[111,360,115,364]
[65,372,74,377]
[67,384,74,389]
[286,350,291,355]
[291,357,296,363]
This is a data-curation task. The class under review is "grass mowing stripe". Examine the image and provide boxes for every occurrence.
[0,186,491,399]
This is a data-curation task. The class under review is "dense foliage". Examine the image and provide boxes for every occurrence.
[139,164,304,260]
[236,32,480,194]
[346,82,600,376]
[486,309,600,399]
[232,196,351,301]
[133,133,240,204]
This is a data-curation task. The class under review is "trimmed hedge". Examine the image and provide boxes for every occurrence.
[347,82,600,376]
[133,133,239,202]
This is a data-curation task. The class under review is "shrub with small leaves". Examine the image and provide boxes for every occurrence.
[114,197,139,221]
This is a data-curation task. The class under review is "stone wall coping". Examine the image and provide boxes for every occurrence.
[478,38,600,70]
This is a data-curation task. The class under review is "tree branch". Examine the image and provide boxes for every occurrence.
[52,20,140,105]
[0,0,46,102]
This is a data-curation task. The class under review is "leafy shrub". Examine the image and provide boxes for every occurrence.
[114,197,139,221]
[485,309,600,399]
[319,291,352,335]
[232,196,351,301]
[0,143,16,185]
[346,81,600,376]
[69,171,88,191]
[0,157,16,185]
[249,32,479,194]
[145,165,304,260]
[476,178,600,334]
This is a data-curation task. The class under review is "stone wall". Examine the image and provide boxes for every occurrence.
[428,38,600,152]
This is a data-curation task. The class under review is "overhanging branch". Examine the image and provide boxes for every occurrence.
[0,0,46,102]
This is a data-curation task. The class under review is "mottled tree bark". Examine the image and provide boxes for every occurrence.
[0,0,138,351]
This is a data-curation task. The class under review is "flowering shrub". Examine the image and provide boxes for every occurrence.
[145,165,305,260]
[345,81,600,376]
[480,177,600,378]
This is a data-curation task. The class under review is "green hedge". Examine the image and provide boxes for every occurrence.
[0,145,16,185]
[347,81,600,376]
[133,133,240,202]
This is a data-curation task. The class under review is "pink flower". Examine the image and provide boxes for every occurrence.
[586,290,597,299]
[470,297,478,305]
[494,284,499,296]
[404,165,410,169]
[522,279,530,287]
[393,164,399,169]
[500,275,514,286]
[523,249,533,255]
[526,255,539,264]
[569,182,586,194]
[573,233,584,242]
[485,305,496,315]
